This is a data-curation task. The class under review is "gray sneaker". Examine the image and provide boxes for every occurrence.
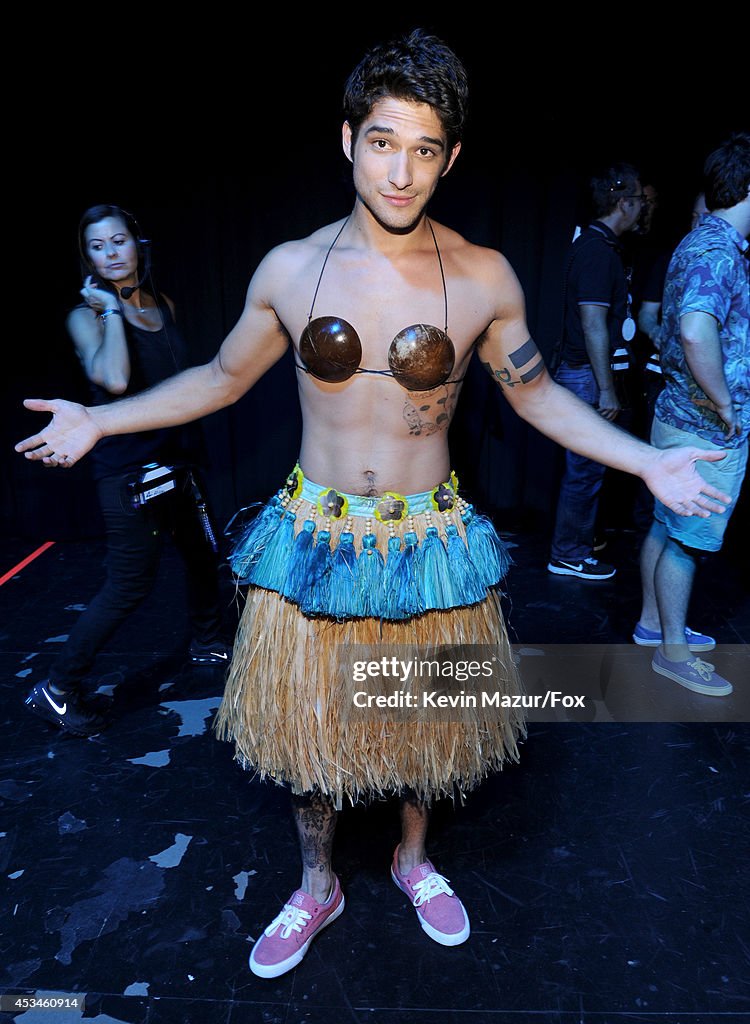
[652,649,732,696]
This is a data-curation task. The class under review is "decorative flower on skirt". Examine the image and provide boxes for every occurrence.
[431,482,455,513]
[374,492,408,523]
[285,465,303,500]
[318,488,349,519]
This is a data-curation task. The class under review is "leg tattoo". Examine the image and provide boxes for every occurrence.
[291,790,337,882]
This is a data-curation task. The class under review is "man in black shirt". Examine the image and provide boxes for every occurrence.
[547,163,647,579]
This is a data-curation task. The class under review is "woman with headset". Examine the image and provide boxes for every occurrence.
[25,204,230,737]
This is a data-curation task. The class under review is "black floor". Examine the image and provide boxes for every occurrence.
[1,523,748,1024]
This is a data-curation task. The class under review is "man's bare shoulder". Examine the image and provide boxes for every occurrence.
[433,221,518,284]
[256,218,349,279]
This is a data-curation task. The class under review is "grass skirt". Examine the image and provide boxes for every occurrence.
[214,467,525,808]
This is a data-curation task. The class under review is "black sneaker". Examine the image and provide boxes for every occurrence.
[547,557,616,580]
[25,682,107,737]
[188,639,233,665]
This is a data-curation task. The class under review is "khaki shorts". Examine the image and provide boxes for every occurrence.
[651,417,747,552]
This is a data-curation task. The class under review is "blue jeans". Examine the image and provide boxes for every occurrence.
[550,363,608,562]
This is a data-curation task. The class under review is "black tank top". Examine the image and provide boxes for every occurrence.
[87,296,193,480]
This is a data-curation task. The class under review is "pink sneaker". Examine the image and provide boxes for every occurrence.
[391,845,470,946]
[249,875,345,978]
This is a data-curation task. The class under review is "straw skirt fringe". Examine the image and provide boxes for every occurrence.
[214,586,525,809]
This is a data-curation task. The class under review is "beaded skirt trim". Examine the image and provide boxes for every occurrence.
[227,464,512,622]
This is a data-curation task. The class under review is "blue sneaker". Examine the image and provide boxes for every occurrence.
[652,649,732,696]
[633,622,715,652]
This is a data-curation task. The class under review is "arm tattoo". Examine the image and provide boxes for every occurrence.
[509,338,539,368]
[481,360,515,388]
[482,338,544,390]
[520,360,544,383]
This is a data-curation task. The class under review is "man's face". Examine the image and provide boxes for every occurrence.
[639,184,658,233]
[343,97,460,233]
[621,180,647,232]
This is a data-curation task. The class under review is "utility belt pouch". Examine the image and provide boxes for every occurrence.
[128,463,218,552]
[128,463,179,507]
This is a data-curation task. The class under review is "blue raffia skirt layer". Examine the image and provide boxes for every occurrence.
[228,465,512,622]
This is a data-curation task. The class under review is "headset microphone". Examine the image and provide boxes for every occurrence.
[120,239,152,299]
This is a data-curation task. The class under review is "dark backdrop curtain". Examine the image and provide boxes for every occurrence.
[4,20,746,564]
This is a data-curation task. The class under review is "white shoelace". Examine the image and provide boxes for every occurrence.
[264,904,312,939]
[688,658,714,681]
[411,872,455,906]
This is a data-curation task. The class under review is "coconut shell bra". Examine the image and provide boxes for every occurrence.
[296,220,463,392]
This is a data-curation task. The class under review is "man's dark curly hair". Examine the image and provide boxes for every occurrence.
[588,163,642,219]
[343,28,469,158]
[703,131,750,211]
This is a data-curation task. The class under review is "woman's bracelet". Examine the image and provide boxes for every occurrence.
[99,308,122,322]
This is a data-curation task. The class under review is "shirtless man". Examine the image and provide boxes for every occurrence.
[16,30,729,978]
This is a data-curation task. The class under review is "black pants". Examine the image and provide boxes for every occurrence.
[586,368,633,539]
[630,370,666,535]
[49,470,224,692]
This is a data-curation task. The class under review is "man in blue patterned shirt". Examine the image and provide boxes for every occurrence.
[634,132,750,695]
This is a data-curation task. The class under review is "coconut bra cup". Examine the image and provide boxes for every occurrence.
[296,219,462,392]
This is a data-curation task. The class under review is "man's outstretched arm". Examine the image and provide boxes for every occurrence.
[15,256,290,468]
[477,254,732,518]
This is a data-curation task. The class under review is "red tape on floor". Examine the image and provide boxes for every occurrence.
[0,541,56,586]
